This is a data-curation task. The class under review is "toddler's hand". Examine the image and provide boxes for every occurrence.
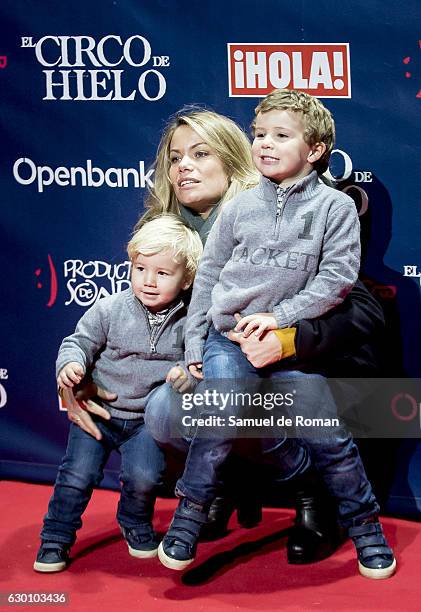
[234,313,278,339]
[166,366,193,393]
[188,363,203,380]
[57,362,85,389]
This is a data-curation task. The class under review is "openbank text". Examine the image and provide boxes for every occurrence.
[13,157,154,193]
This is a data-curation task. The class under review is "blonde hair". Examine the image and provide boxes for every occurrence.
[127,214,203,284]
[138,107,259,224]
[253,89,335,174]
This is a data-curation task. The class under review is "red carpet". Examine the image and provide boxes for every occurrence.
[1,481,419,611]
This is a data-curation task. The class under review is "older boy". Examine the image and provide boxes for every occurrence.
[158,90,396,579]
[33,215,202,572]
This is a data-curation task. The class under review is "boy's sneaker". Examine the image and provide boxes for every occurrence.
[158,497,208,570]
[33,542,70,573]
[120,524,160,559]
[349,518,396,579]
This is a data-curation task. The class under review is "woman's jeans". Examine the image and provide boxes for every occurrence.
[169,327,379,528]
[41,390,167,546]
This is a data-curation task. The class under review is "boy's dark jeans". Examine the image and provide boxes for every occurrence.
[176,326,379,528]
[41,408,166,546]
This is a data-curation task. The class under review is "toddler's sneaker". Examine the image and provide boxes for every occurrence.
[158,497,208,570]
[33,541,70,573]
[349,518,396,579]
[121,524,160,559]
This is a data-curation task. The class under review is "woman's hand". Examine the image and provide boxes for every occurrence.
[62,382,116,440]
[166,366,193,392]
[227,329,283,368]
[228,314,283,368]
[234,313,278,338]
[188,363,204,380]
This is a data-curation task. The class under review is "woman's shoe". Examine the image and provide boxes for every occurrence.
[287,468,346,564]
[287,490,346,564]
[200,495,262,541]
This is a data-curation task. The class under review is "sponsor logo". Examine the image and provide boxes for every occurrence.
[13,158,154,193]
[20,35,170,101]
[35,256,131,308]
[228,43,350,97]
[403,265,421,286]
[64,259,131,307]
[0,369,8,409]
[58,393,70,412]
[391,393,421,428]
[35,255,58,307]
[326,149,370,217]
[58,397,67,412]
[402,40,421,99]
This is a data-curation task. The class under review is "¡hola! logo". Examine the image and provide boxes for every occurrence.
[20,34,170,101]
[228,43,351,98]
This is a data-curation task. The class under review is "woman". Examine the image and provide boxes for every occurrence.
[65,107,384,564]
[137,106,259,241]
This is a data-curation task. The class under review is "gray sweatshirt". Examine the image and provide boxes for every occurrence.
[185,171,360,365]
[56,288,187,419]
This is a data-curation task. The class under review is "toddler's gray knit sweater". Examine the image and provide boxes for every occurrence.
[56,288,187,419]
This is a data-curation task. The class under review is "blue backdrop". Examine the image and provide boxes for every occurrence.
[1,0,421,517]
